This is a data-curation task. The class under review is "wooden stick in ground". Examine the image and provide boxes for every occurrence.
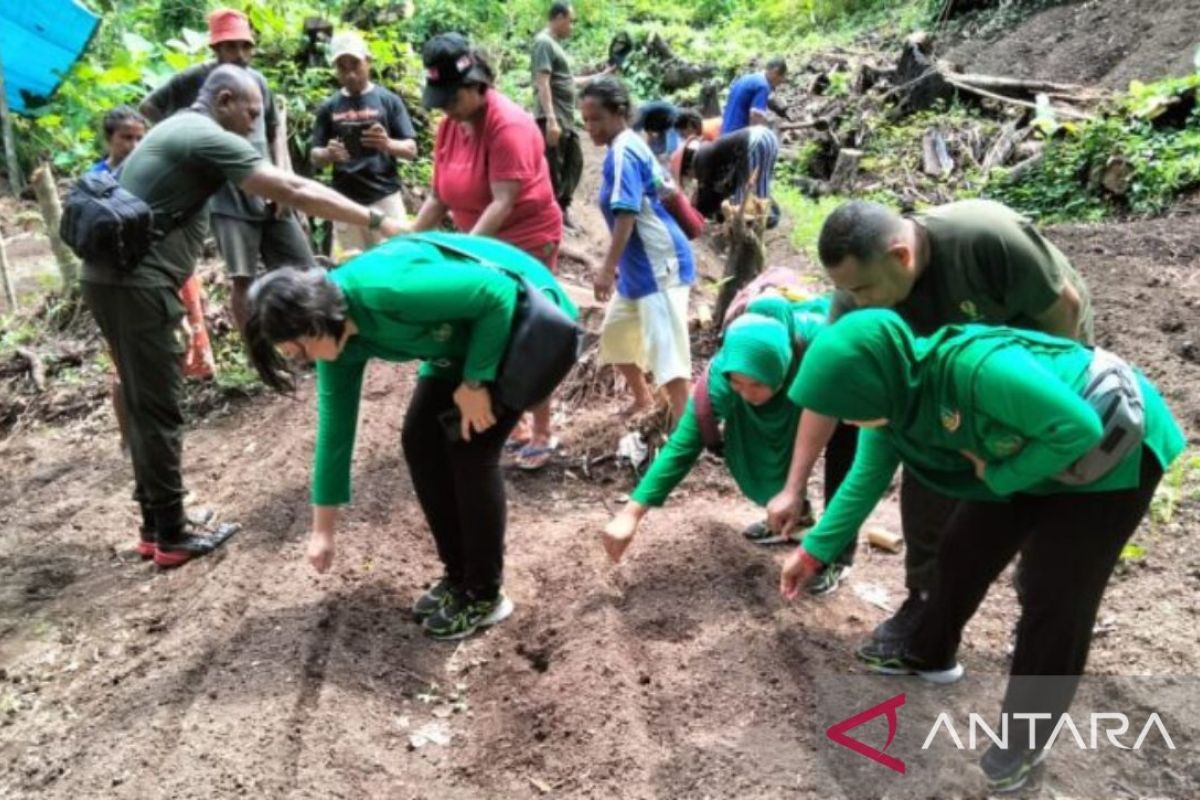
[31,164,79,287]
[0,231,15,311]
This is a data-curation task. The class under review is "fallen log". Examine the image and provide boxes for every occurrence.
[1006,152,1045,182]
[943,75,1095,120]
[981,121,1023,173]
[935,67,1088,97]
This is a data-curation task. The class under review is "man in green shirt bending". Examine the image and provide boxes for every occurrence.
[82,66,405,570]
[767,199,1092,645]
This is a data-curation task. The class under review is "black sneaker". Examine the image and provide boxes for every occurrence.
[855,637,964,685]
[422,589,514,641]
[412,576,455,622]
[871,589,928,644]
[980,743,1048,793]
[155,522,240,569]
[741,502,815,546]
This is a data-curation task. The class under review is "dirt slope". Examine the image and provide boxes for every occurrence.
[944,0,1200,90]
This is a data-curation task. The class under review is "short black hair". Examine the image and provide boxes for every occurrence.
[102,105,147,140]
[549,1,572,19]
[817,201,903,269]
[765,57,788,75]
[673,108,703,133]
[580,76,631,119]
[245,267,348,393]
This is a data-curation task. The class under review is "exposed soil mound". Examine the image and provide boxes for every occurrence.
[944,0,1200,91]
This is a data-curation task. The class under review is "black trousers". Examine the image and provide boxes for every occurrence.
[829,417,959,589]
[401,377,522,599]
[83,282,187,526]
[536,119,584,212]
[820,421,861,567]
[910,448,1163,748]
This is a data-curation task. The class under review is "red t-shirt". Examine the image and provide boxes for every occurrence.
[433,91,563,252]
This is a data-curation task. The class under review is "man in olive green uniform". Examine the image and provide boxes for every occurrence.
[83,66,405,569]
[766,198,1092,645]
[531,2,610,231]
[139,8,315,333]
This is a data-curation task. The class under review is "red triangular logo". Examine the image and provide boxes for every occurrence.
[825,692,906,774]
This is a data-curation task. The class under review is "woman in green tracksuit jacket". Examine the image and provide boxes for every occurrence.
[603,294,858,595]
[779,309,1184,792]
[246,233,576,641]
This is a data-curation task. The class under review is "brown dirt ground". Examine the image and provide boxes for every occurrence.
[943,0,1200,91]
[3,30,1200,797]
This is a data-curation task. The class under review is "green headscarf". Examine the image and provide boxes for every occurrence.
[706,296,816,505]
[793,309,933,425]
[717,312,793,390]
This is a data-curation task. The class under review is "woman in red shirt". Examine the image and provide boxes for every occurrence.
[413,33,565,470]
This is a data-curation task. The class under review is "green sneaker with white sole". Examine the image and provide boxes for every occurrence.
[422,589,514,640]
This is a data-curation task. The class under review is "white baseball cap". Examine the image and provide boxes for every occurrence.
[330,31,370,64]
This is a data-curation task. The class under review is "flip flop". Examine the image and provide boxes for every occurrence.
[515,439,559,471]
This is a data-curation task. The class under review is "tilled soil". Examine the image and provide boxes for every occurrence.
[2,137,1199,799]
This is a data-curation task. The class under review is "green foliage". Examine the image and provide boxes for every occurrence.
[1150,450,1200,527]
[990,75,1200,222]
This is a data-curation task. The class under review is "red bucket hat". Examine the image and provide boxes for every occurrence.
[208,9,255,46]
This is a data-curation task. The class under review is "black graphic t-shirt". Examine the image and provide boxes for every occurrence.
[311,85,417,204]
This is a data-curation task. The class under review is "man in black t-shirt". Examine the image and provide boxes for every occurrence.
[140,8,315,334]
[677,125,779,219]
[311,31,418,254]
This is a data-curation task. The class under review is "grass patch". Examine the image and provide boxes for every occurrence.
[774,188,849,261]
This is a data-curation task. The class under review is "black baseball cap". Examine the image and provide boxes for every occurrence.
[421,33,491,109]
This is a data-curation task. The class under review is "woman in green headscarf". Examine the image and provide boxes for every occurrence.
[602,293,858,596]
[779,308,1184,793]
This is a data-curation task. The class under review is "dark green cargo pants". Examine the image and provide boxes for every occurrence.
[82,281,186,516]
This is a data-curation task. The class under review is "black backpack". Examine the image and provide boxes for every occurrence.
[60,171,157,272]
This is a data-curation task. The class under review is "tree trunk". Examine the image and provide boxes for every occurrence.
[0,43,23,194]
[31,164,79,287]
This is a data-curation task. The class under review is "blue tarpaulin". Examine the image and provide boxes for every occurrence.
[0,2,100,115]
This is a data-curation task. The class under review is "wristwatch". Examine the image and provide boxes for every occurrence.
[463,380,485,390]
[367,209,384,230]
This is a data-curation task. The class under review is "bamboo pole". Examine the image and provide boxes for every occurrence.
[0,42,23,194]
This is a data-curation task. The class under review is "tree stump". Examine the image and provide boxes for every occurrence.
[713,197,768,324]
[830,148,863,192]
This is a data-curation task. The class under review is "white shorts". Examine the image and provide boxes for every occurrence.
[333,191,407,258]
[598,285,692,384]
